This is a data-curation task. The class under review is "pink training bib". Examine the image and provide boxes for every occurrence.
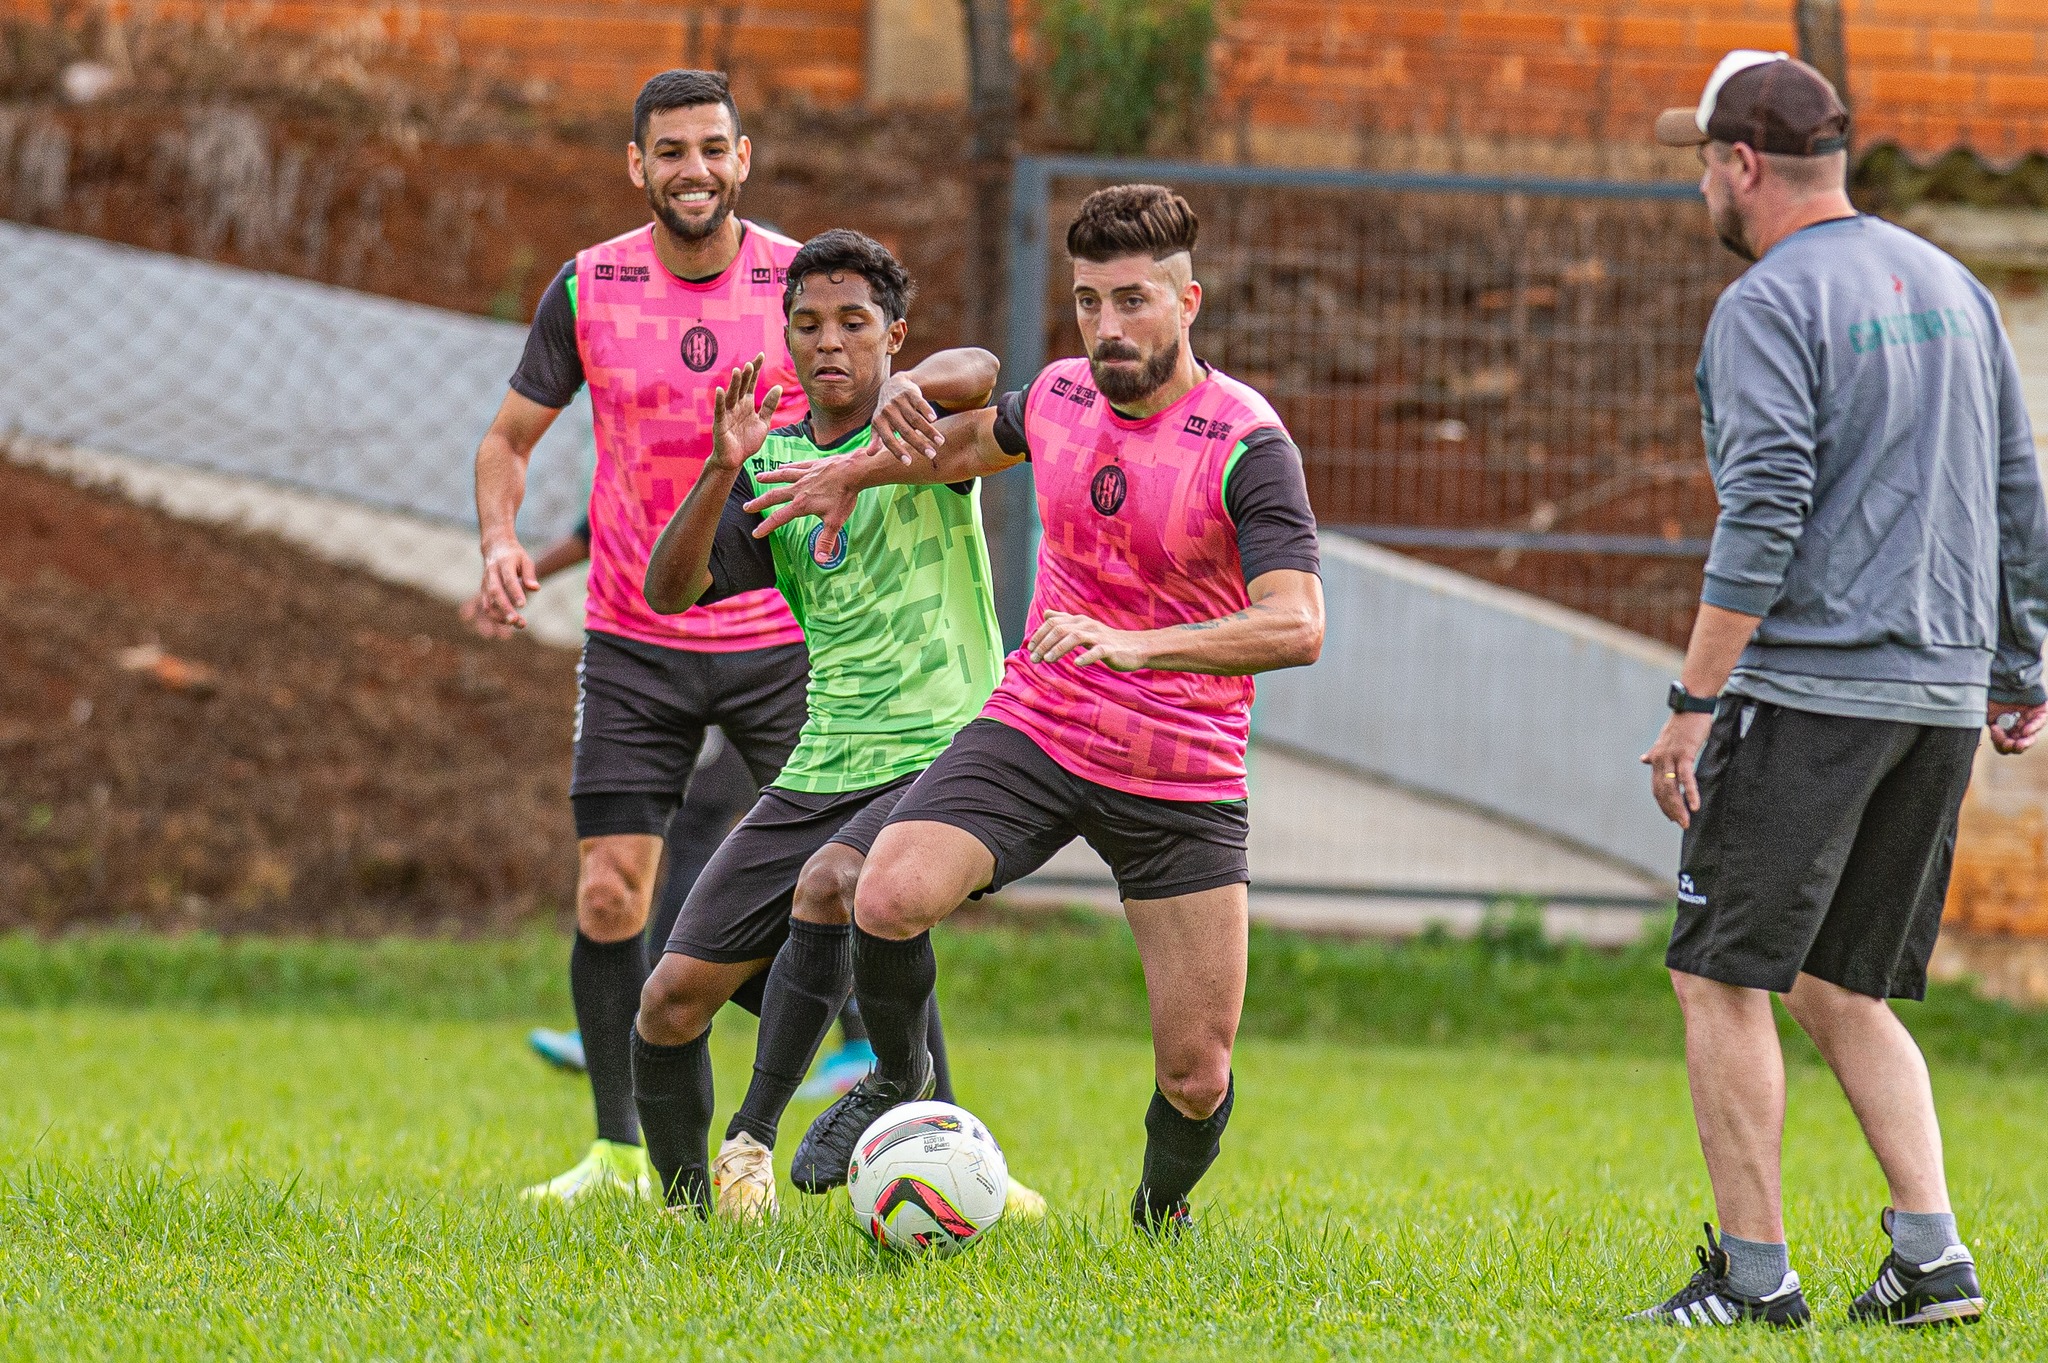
[575,222,808,651]
[980,358,1287,801]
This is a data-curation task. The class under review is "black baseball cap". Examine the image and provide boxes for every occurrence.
[1655,50,1849,156]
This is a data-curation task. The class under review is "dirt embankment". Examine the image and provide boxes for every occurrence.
[0,458,580,934]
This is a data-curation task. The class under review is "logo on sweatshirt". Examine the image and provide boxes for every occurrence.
[1846,307,1975,355]
[807,522,849,570]
[681,326,720,372]
[1090,464,1127,516]
[1050,375,1099,408]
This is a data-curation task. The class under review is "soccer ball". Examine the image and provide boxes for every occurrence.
[847,1101,1008,1256]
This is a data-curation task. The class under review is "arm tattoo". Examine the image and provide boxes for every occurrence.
[1174,606,1258,634]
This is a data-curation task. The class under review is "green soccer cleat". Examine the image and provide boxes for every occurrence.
[518,1139,654,1205]
[1004,1177,1048,1220]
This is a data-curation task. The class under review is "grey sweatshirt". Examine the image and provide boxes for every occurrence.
[1696,213,2048,725]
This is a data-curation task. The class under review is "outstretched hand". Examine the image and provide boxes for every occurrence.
[744,454,864,562]
[711,354,784,472]
[866,374,945,465]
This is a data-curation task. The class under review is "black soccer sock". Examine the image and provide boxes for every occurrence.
[728,921,851,1149]
[1137,1075,1235,1217]
[729,969,767,1018]
[926,995,955,1104]
[630,1026,713,1211]
[838,996,869,1043]
[852,926,936,1090]
[569,930,648,1145]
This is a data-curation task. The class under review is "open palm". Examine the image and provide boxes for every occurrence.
[711,354,784,471]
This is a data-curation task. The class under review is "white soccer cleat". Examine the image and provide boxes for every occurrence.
[519,1139,654,1205]
[711,1131,779,1222]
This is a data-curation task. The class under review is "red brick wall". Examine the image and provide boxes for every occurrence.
[12,0,869,111]
[1211,1,2048,161]
[13,1,2043,159]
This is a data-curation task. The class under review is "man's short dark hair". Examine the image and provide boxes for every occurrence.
[633,69,741,148]
[1066,184,1199,263]
[782,229,916,324]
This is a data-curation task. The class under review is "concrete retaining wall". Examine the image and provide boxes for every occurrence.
[0,222,592,540]
[1259,533,1684,880]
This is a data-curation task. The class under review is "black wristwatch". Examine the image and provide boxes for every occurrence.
[1667,681,1719,715]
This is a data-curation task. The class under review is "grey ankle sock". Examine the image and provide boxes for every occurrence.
[1718,1232,1792,1298]
[1890,1210,1963,1266]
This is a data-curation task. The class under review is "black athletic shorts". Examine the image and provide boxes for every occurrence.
[569,630,809,839]
[1669,698,1978,1001]
[884,718,1251,902]
[663,773,920,963]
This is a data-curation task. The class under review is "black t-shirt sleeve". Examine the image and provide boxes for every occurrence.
[992,389,1031,458]
[697,470,781,604]
[507,262,584,408]
[1226,428,1321,583]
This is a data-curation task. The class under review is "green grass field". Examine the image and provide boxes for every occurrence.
[3,929,2046,1359]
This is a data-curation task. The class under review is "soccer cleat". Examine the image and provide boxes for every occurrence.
[710,1132,778,1223]
[1627,1224,1810,1327]
[518,1138,654,1205]
[797,1039,876,1099]
[528,1027,587,1073]
[1848,1209,1985,1327]
[1131,1186,1192,1237]
[1004,1177,1048,1220]
[790,1050,934,1193]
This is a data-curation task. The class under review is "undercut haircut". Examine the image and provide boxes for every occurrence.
[633,69,741,148]
[1762,148,1847,194]
[783,229,916,323]
[1066,184,1199,263]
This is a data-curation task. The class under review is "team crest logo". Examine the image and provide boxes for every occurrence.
[680,326,719,372]
[807,522,848,570]
[1090,465,1127,516]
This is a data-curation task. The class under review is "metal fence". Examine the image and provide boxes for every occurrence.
[0,221,594,540]
[1003,156,1741,647]
[0,198,1694,923]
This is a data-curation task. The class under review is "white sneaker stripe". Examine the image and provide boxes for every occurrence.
[1707,1296,1733,1324]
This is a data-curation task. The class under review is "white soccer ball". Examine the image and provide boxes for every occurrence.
[847,1101,1008,1256]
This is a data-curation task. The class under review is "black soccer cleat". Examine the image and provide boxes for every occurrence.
[789,1049,933,1194]
[1626,1224,1810,1327]
[1130,1186,1192,1238]
[1848,1209,1986,1327]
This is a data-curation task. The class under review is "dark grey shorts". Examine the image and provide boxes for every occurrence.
[884,718,1250,902]
[663,773,920,964]
[569,630,809,839]
[1669,698,1978,1001]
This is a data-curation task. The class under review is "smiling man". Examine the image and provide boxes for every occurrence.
[470,71,978,1204]
[759,186,1326,1233]
[629,230,1041,1221]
